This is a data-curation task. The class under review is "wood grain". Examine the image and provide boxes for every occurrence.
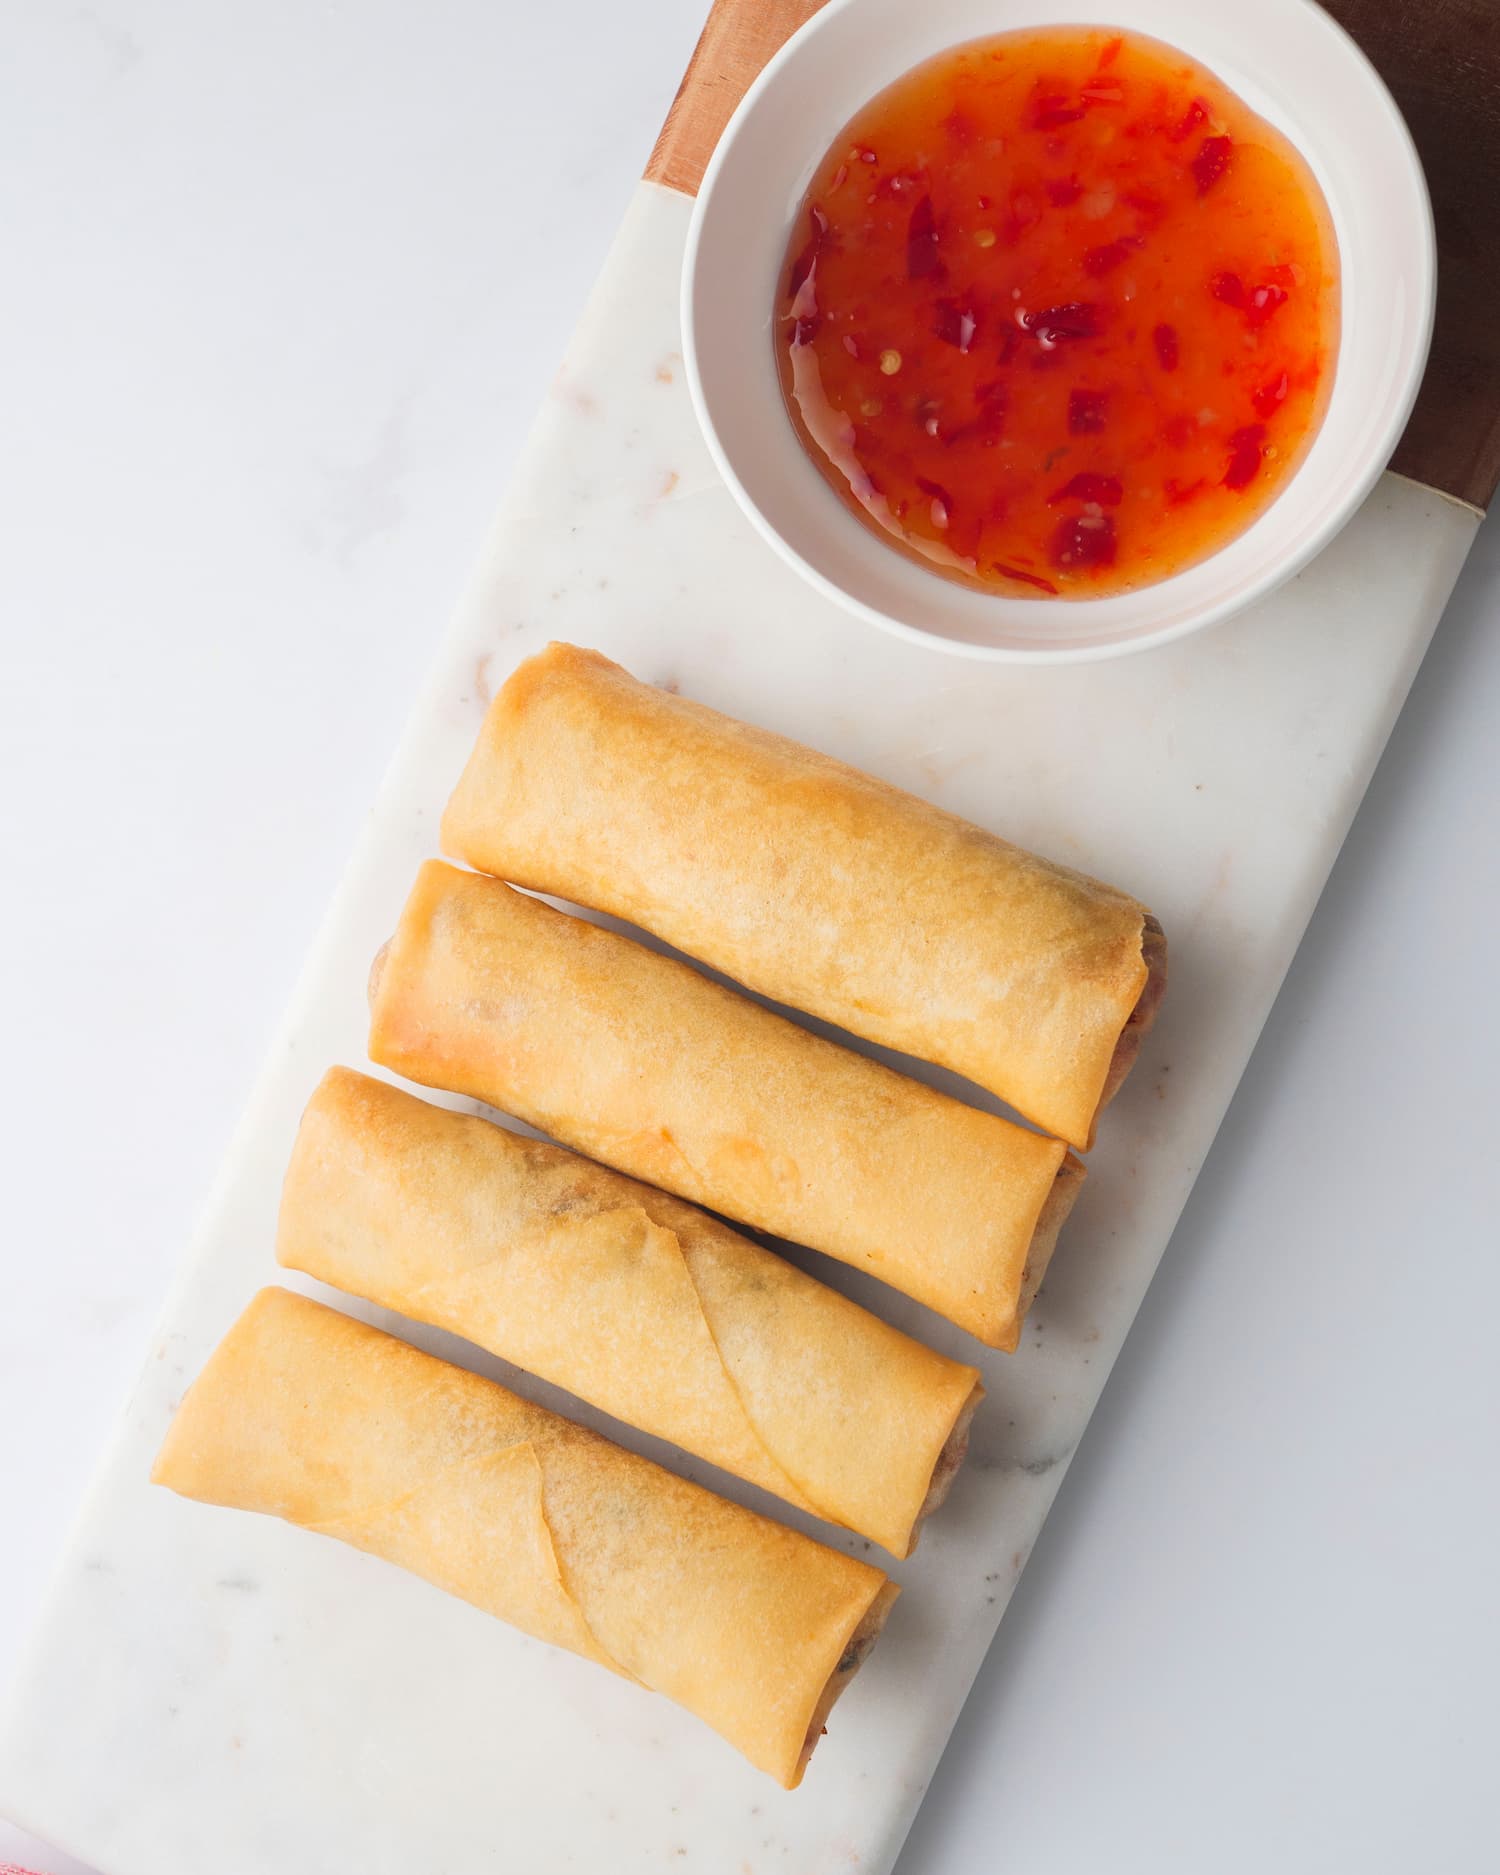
[645,0,824,194]
[1321,0,1500,510]
[647,0,1500,511]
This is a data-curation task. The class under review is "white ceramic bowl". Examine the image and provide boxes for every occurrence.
[683,0,1435,663]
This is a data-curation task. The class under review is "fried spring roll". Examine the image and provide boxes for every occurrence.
[368,862,1083,1348]
[278,1068,983,1557]
[441,643,1167,1152]
[153,1289,897,1788]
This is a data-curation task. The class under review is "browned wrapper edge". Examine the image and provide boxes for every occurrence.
[646,0,1500,512]
[1004,1152,1087,1352]
[792,1579,901,1787]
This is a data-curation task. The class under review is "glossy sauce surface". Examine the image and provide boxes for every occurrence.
[776,29,1338,598]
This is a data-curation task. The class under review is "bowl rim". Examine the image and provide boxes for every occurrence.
[681,0,1437,665]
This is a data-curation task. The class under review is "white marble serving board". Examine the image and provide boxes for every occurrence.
[0,181,1479,1875]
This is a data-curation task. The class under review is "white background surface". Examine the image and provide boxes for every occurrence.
[2,4,1496,1872]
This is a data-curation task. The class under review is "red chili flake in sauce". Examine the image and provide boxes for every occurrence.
[942,378,1009,446]
[1191,135,1233,193]
[1222,424,1267,489]
[1169,97,1209,143]
[872,169,917,202]
[1253,369,1290,418]
[1031,87,1087,129]
[933,300,980,350]
[1213,273,1290,326]
[1124,188,1165,223]
[1247,282,1289,325]
[1052,512,1117,568]
[1067,389,1109,434]
[906,196,943,278]
[1050,472,1123,505]
[999,188,1041,245]
[994,562,1060,593]
[1024,301,1101,344]
[776,26,1336,598]
[1082,239,1134,276]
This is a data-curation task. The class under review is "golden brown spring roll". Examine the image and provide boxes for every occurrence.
[441,643,1167,1152]
[278,1068,983,1557]
[368,862,1083,1348]
[153,1288,896,1788]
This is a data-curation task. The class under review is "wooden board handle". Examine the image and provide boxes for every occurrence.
[645,0,824,196]
[1319,0,1500,513]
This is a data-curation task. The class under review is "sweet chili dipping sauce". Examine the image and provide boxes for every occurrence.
[776,28,1338,598]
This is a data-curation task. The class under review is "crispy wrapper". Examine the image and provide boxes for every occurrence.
[442,643,1166,1151]
[368,862,1084,1347]
[152,1289,897,1788]
[278,1068,983,1557]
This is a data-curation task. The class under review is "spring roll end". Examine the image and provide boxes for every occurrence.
[367,939,392,1014]
[1089,912,1169,1144]
[905,1380,986,1556]
[987,1150,1088,1353]
[790,1579,902,1788]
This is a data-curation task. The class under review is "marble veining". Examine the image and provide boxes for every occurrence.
[0,182,1477,1875]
